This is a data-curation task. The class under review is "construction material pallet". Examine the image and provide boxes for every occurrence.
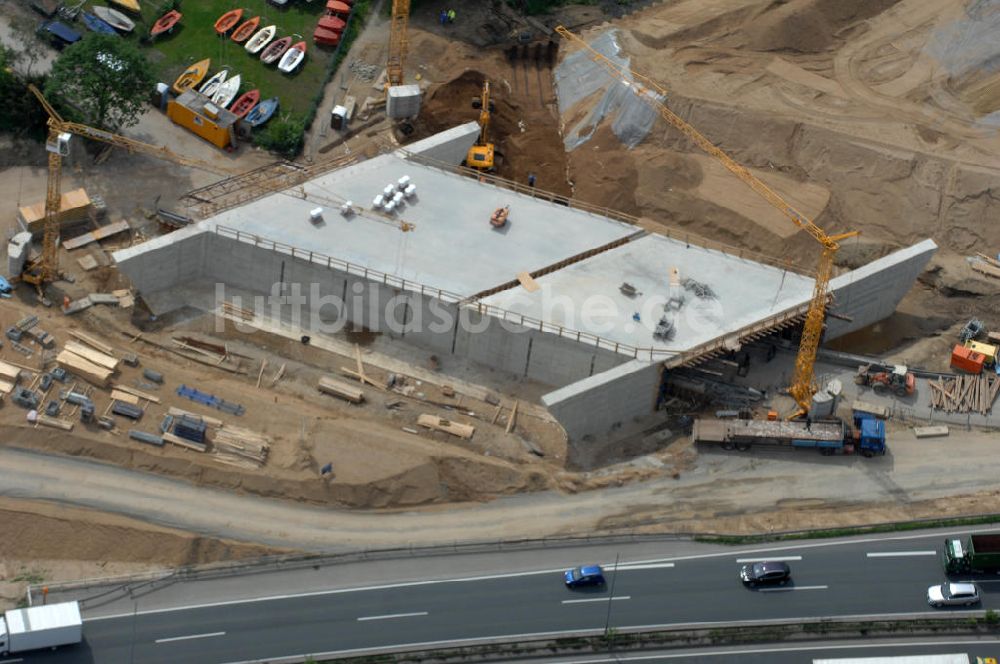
[176,384,245,415]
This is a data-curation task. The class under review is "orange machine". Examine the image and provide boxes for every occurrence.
[952,344,986,374]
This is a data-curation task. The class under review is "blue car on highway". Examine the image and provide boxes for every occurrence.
[564,565,606,589]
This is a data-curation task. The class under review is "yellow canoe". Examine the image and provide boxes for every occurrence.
[108,0,141,14]
[172,58,210,95]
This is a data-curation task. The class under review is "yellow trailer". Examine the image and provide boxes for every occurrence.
[167,90,237,150]
[965,340,998,366]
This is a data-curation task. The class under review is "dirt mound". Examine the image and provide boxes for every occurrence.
[743,0,903,53]
[407,63,571,195]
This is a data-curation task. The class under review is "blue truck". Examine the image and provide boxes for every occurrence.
[692,413,886,457]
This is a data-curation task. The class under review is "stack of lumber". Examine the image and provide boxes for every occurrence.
[929,374,1000,414]
[417,414,475,439]
[56,349,114,387]
[972,253,1000,280]
[64,341,120,371]
[17,188,92,234]
[0,360,21,396]
[212,425,270,468]
[317,376,364,404]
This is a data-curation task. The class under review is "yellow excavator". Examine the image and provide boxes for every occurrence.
[466,80,496,172]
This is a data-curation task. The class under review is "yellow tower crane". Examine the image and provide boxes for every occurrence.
[24,85,414,302]
[554,26,858,416]
[22,84,231,300]
[386,0,411,88]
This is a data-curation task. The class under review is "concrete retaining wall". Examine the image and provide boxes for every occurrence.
[826,239,938,340]
[190,233,627,388]
[403,122,481,165]
[115,228,209,296]
[542,359,662,442]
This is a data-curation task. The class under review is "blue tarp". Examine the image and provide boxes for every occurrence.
[42,21,82,45]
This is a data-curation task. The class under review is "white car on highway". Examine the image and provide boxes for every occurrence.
[927,582,980,607]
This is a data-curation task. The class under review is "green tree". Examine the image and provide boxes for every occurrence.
[45,34,154,131]
[253,114,305,158]
[0,45,48,138]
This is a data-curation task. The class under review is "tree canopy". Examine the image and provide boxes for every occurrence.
[45,34,154,131]
[0,44,48,138]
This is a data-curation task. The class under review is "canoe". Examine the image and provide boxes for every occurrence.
[108,0,140,14]
[212,74,241,109]
[93,6,134,32]
[230,16,260,43]
[229,89,260,118]
[313,26,340,46]
[199,69,228,97]
[172,58,210,95]
[260,36,292,64]
[326,1,352,14]
[214,8,243,35]
[278,41,306,73]
[245,97,278,128]
[245,25,276,54]
[318,15,346,31]
[150,10,182,37]
[81,11,118,35]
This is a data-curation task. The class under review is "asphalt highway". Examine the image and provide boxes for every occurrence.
[13,530,1000,664]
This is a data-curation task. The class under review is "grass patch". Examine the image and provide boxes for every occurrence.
[695,513,1000,546]
[80,0,336,117]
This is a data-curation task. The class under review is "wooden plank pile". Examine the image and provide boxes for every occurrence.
[317,375,364,404]
[417,414,475,439]
[0,360,21,397]
[56,342,118,387]
[212,425,270,468]
[972,254,1000,280]
[929,374,1000,414]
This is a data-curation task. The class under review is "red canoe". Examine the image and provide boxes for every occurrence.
[229,89,260,118]
[318,15,346,31]
[313,26,341,46]
[214,8,243,35]
[230,15,260,43]
[326,0,351,13]
[260,35,292,64]
[150,10,182,37]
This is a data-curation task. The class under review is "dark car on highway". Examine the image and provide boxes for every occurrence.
[739,561,791,587]
[564,565,606,589]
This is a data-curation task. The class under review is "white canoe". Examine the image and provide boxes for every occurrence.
[199,69,228,97]
[212,74,241,109]
[278,45,305,73]
[244,25,275,54]
[92,6,135,32]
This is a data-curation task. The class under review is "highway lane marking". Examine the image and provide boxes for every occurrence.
[357,611,429,621]
[756,585,828,592]
[609,563,675,571]
[0,658,24,663]
[562,596,631,604]
[89,528,1000,622]
[155,631,226,643]
[735,556,802,563]
[866,550,936,557]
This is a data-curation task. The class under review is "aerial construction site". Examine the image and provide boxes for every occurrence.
[2,0,1000,607]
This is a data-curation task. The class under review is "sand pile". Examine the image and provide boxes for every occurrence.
[742,0,904,53]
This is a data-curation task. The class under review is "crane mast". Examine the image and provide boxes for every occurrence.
[554,26,858,414]
[386,0,411,88]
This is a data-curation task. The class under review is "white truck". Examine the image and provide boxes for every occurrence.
[0,601,82,655]
[814,655,977,663]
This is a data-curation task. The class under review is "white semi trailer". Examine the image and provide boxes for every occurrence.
[813,655,976,663]
[0,601,82,655]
